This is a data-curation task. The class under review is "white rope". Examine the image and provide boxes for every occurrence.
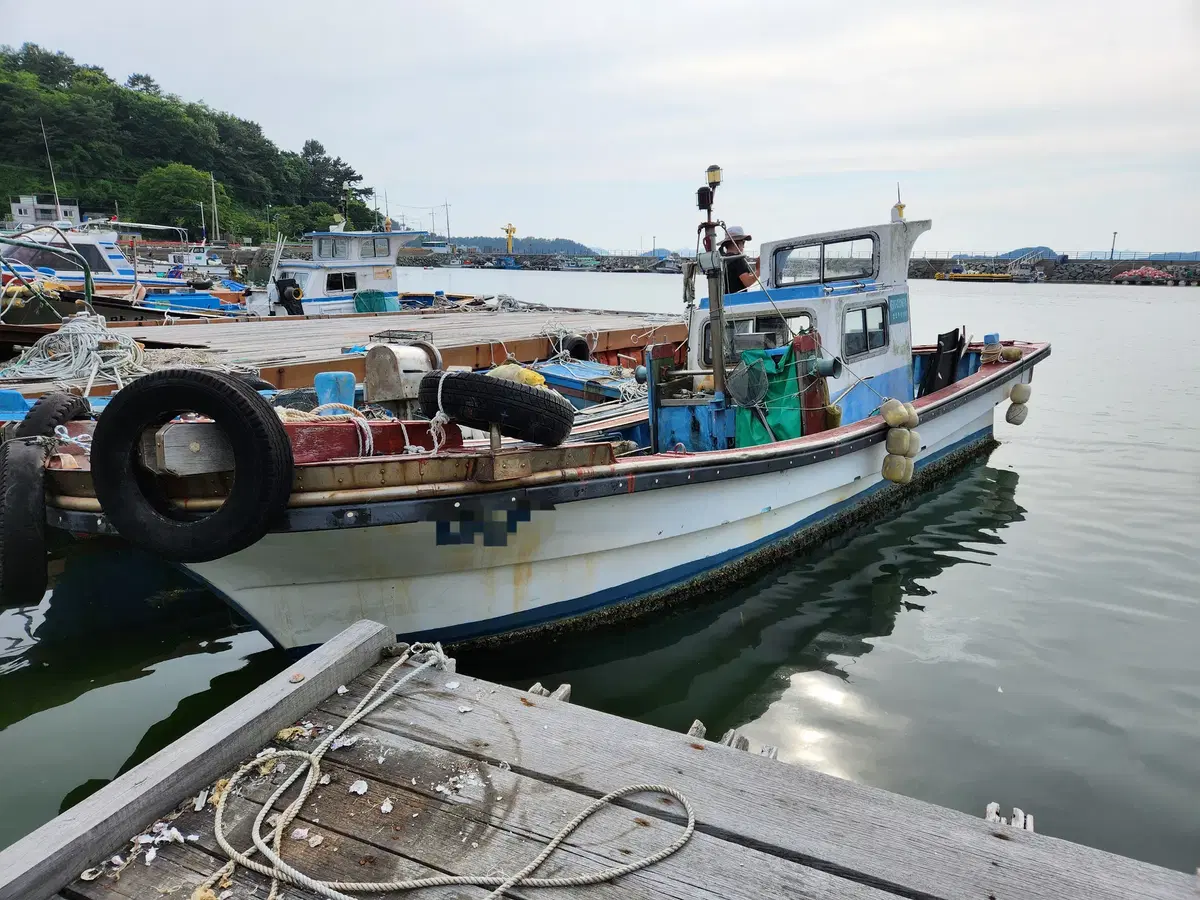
[52,424,92,455]
[203,643,694,900]
[396,419,425,455]
[0,313,149,391]
[428,371,452,453]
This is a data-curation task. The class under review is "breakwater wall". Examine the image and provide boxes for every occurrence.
[908,257,1200,284]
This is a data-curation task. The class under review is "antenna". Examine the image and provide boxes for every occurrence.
[896,182,901,203]
[39,118,62,221]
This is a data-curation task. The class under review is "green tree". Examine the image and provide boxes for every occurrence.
[133,164,231,238]
[125,73,161,95]
[299,139,366,205]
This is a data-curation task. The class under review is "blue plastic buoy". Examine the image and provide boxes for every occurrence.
[314,371,356,412]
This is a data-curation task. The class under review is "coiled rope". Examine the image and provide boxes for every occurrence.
[203,643,694,900]
[0,313,150,393]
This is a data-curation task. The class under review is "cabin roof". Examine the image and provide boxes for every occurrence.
[278,261,397,270]
[304,230,426,238]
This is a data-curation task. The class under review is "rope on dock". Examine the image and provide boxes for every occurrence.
[0,313,150,393]
[203,642,695,900]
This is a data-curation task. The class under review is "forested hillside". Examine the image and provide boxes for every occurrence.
[0,43,375,240]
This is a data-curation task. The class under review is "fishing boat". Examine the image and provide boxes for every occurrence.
[0,224,248,322]
[137,245,231,280]
[261,227,427,316]
[24,169,1049,652]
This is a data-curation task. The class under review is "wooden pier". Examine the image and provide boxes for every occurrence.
[0,621,1190,900]
[3,308,685,397]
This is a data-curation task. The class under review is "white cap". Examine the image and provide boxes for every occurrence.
[724,225,752,243]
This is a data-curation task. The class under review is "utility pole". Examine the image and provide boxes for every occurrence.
[210,173,221,242]
[1110,231,1117,260]
[444,200,451,248]
[652,235,656,256]
[197,201,206,243]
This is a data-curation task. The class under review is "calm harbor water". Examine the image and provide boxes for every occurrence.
[2,275,1198,873]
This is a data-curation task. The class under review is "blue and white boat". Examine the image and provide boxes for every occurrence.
[0,223,247,322]
[45,176,1049,652]
[263,227,427,316]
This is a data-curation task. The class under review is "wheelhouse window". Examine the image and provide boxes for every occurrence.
[360,237,389,259]
[316,237,349,259]
[702,312,813,365]
[774,235,876,285]
[774,246,820,285]
[843,303,888,358]
[278,270,309,290]
[325,272,358,293]
[1,241,112,273]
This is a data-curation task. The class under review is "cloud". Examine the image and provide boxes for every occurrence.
[7,0,1199,249]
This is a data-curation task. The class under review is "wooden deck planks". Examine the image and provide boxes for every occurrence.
[321,661,1194,900]
[10,309,685,395]
[14,627,1192,900]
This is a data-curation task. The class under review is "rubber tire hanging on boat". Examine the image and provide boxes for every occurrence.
[14,392,90,438]
[91,369,295,563]
[562,334,591,361]
[418,370,576,447]
[0,438,49,609]
[237,375,278,393]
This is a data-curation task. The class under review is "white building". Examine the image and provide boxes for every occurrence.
[7,194,81,229]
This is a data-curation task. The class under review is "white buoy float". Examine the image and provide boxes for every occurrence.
[905,429,921,458]
[1006,403,1029,425]
[885,427,911,455]
[1010,382,1031,404]
[881,398,908,428]
[882,453,908,483]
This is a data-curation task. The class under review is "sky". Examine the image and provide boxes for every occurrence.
[7,0,1200,254]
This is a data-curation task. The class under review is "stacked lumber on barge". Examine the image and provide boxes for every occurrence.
[0,621,1189,900]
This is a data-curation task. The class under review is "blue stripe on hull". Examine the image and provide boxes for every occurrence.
[278,423,994,655]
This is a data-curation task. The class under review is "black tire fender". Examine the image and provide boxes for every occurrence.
[0,438,48,609]
[562,334,591,361]
[15,392,91,438]
[91,369,294,562]
[418,370,575,447]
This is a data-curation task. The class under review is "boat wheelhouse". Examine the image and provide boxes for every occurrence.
[265,228,426,316]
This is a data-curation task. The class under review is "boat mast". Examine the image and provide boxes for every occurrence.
[698,165,726,396]
[39,118,62,221]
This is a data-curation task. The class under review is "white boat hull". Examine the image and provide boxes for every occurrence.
[186,374,1022,652]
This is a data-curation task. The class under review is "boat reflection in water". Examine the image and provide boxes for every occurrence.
[461,454,1027,779]
[0,542,283,849]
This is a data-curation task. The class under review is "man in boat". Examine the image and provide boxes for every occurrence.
[722,225,756,294]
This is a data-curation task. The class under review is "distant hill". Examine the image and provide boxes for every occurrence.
[442,235,595,255]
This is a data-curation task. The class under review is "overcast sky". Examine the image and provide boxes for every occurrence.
[9,0,1199,253]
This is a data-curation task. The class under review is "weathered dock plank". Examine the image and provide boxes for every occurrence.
[321,661,1194,900]
[8,627,1191,900]
[0,621,393,900]
[9,310,685,396]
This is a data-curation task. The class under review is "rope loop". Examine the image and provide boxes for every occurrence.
[200,643,694,900]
